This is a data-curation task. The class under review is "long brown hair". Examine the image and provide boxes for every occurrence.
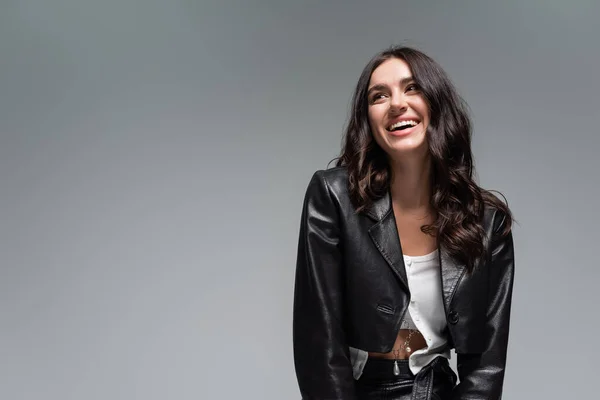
[331,46,512,273]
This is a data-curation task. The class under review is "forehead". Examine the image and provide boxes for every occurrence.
[369,58,412,86]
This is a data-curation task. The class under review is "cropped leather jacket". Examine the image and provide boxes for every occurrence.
[292,167,515,400]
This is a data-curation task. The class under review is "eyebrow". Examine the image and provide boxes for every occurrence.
[367,76,415,96]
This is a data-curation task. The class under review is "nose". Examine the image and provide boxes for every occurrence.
[389,92,408,114]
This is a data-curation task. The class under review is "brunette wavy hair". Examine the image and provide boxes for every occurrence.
[331,45,512,273]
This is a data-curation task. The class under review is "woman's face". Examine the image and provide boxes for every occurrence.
[367,57,430,159]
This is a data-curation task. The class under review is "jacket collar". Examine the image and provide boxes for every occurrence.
[364,191,390,222]
[365,191,466,308]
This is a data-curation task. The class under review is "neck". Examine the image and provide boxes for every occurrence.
[388,152,433,214]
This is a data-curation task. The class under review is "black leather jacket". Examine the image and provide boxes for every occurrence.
[293,167,515,400]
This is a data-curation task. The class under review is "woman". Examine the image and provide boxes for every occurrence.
[292,46,515,400]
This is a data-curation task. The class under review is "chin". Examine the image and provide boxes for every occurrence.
[386,140,429,158]
[389,137,426,150]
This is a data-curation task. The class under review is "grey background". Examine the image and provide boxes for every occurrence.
[1,0,598,399]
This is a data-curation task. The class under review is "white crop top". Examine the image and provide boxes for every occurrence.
[349,248,450,378]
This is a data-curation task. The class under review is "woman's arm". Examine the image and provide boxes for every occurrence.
[293,170,357,400]
[451,211,515,400]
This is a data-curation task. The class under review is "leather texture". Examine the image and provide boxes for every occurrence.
[293,167,515,400]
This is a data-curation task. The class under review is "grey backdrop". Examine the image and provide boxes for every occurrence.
[1,0,599,399]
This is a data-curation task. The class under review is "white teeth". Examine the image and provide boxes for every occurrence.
[389,120,419,130]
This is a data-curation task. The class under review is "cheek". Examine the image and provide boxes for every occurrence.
[367,109,384,146]
[367,108,374,123]
[368,108,382,131]
[418,101,430,123]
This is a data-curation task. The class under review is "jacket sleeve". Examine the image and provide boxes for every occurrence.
[292,170,357,400]
[451,211,515,400]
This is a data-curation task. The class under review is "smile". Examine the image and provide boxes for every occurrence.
[386,119,419,132]
[386,120,421,137]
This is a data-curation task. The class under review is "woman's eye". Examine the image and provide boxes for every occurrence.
[406,84,419,92]
[370,93,386,102]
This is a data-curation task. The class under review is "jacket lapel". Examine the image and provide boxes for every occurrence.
[438,243,467,310]
[365,191,467,307]
[365,192,409,291]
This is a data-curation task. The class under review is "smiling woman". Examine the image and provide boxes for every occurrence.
[292,46,515,400]
[367,58,431,158]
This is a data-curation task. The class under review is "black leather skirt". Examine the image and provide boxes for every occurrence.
[355,356,457,400]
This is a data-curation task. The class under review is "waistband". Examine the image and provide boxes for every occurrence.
[358,356,454,400]
[360,358,414,381]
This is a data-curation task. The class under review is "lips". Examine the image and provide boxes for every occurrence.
[387,121,421,137]
[386,118,421,132]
